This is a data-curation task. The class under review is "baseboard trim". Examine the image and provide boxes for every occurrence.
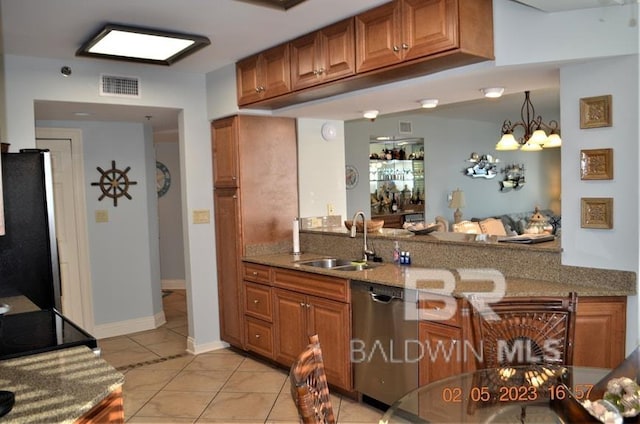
[187,337,229,355]
[93,310,167,339]
[161,279,186,290]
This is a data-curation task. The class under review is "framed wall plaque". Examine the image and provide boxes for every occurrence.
[581,197,613,229]
[580,148,613,180]
[580,95,612,129]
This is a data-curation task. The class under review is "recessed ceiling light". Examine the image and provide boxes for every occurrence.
[419,99,439,108]
[363,110,379,120]
[481,87,505,98]
[73,112,91,117]
[76,24,210,66]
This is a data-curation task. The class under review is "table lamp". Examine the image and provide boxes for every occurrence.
[449,188,465,224]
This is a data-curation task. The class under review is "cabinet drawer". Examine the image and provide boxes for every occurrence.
[418,293,462,327]
[245,317,274,358]
[243,263,271,284]
[245,281,273,322]
[273,268,349,302]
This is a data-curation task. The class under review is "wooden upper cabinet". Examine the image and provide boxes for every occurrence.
[355,1,402,73]
[236,43,291,106]
[356,0,488,73]
[212,116,239,188]
[290,18,356,91]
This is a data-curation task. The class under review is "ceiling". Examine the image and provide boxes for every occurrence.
[1,0,630,131]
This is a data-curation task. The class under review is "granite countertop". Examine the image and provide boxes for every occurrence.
[244,252,635,297]
[0,346,124,424]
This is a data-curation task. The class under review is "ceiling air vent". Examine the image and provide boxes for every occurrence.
[398,121,412,134]
[100,74,140,98]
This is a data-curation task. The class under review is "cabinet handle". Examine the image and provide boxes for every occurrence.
[306,303,311,308]
[393,45,400,52]
[232,195,237,199]
[231,176,237,180]
[253,299,259,304]
[252,271,258,276]
[318,67,325,75]
[255,87,261,93]
[402,43,409,50]
[300,302,306,307]
[255,334,261,339]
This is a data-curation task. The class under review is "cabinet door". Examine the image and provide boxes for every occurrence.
[213,188,243,348]
[236,55,263,106]
[212,117,239,188]
[261,43,291,100]
[291,18,356,91]
[418,322,462,386]
[321,18,356,83]
[573,297,626,368]
[355,0,402,73]
[402,0,458,62]
[273,288,307,366]
[290,31,322,91]
[307,295,352,390]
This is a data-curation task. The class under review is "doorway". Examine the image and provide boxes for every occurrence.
[36,128,94,331]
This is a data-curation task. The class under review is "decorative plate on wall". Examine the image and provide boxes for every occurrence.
[345,165,359,190]
[156,161,171,197]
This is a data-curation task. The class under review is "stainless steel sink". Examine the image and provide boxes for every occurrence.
[296,258,381,271]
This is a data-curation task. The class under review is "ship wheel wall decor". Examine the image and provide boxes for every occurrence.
[90,160,138,207]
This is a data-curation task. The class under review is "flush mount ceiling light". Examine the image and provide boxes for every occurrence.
[76,24,210,66]
[419,99,439,109]
[363,110,379,120]
[233,0,309,10]
[496,90,561,151]
[481,87,505,98]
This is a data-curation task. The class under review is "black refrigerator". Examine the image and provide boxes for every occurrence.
[0,150,97,360]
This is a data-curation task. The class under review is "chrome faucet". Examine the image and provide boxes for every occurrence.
[350,210,375,262]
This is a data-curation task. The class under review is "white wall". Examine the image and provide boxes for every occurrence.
[155,137,186,288]
[297,118,347,219]
[4,54,222,352]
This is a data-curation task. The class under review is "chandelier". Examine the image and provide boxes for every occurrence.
[495,91,562,151]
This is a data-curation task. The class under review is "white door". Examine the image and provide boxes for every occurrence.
[36,137,87,327]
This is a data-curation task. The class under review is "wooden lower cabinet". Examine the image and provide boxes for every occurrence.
[418,322,463,386]
[75,387,124,423]
[273,287,352,391]
[573,296,626,368]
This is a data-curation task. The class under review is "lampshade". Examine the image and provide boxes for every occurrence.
[520,141,543,152]
[543,133,562,148]
[495,133,519,151]
[529,129,548,144]
[448,189,465,209]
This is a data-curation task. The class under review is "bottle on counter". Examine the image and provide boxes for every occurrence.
[391,193,398,213]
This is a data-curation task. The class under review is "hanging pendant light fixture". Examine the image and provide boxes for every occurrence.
[496,91,562,151]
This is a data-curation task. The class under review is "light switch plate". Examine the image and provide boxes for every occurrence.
[95,210,109,223]
[192,209,210,224]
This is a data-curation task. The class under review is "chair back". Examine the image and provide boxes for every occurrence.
[290,334,336,424]
[470,293,577,369]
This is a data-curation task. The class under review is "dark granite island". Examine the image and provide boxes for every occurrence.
[0,346,124,423]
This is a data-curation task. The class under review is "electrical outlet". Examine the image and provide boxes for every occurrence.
[327,203,335,216]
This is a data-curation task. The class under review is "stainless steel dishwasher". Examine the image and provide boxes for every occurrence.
[351,280,419,407]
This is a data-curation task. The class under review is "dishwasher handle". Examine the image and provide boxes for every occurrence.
[369,292,399,304]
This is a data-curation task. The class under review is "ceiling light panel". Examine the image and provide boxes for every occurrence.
[77,24,210,66]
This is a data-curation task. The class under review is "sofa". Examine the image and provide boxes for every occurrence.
[453,209,561,236]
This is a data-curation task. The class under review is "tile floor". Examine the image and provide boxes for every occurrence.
[98,289,384,423]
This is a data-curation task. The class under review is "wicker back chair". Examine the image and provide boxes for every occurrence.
[470,292,578,369]
[290,334,336,424]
